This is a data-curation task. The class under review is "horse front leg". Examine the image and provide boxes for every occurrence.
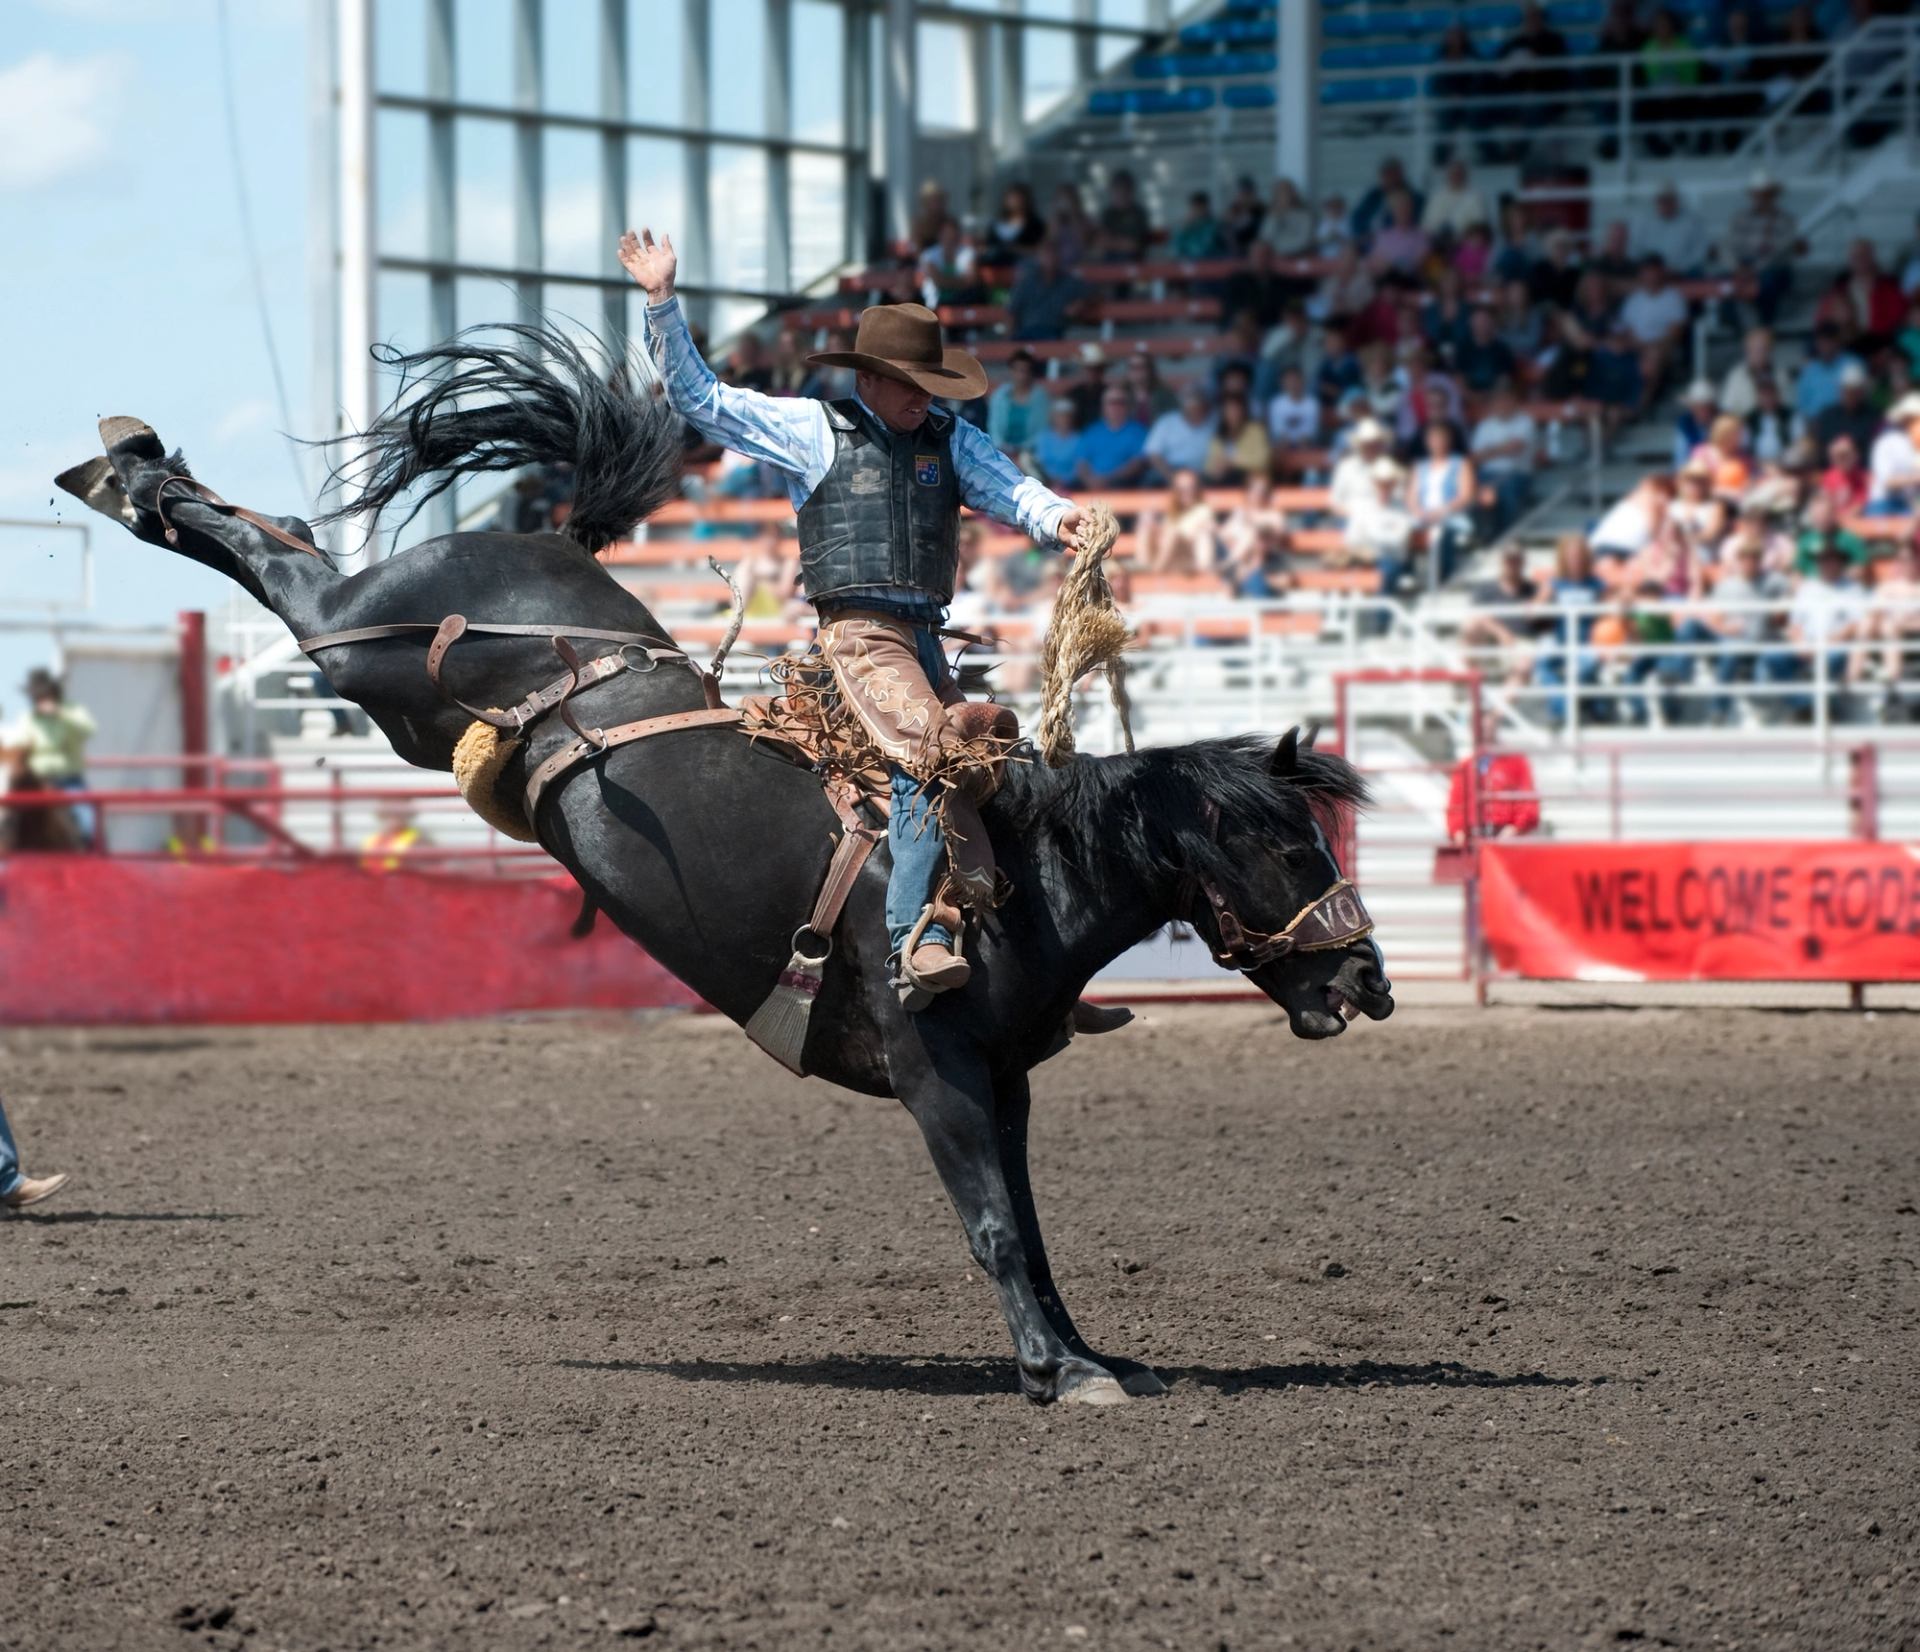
[995,1072,1168,1399]
[898,1052,1128,1406]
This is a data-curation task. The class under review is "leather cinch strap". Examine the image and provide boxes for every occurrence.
[521,707,744,823]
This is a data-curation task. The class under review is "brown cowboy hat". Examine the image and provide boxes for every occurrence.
[806,303,989,401]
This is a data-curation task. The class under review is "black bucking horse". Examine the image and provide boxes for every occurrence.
[56,324,1392,1406]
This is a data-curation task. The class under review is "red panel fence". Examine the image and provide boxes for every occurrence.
[0,858,695,1025]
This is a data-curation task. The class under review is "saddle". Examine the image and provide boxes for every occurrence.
[738,650,1023,910]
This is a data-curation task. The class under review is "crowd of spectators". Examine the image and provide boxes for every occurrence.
[1424,0,1890,158]
[483,14,1920,726]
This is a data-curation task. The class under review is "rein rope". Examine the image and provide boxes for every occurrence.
[1036,503,1134,767]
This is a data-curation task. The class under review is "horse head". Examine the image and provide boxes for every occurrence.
[1181,729,1395,1040]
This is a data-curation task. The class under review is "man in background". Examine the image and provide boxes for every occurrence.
[5,669,99,848]
[1,1094,70,1212]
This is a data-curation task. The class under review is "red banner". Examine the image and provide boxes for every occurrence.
[1479,841,1920,983]
[0,858,698,1024]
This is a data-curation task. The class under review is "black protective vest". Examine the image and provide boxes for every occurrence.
[796,399,962,607]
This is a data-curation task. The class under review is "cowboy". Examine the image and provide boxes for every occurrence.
[4,669,99,848]
[620,228,1091,1006]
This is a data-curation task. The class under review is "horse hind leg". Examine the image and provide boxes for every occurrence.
[89,417,337,630]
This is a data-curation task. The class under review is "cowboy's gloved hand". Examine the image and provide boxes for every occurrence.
[618,228,676,304]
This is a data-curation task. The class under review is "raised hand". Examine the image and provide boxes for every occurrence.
[618,228,677,303]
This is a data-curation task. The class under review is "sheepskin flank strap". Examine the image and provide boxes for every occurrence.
[521,707,744,824]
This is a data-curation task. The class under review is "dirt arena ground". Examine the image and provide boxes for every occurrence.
[2,1004,1915,1652]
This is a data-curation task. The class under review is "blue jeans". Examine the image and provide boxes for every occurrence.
[884,625,955,958]
[50,773,96,846]
[0,1096,22,1199]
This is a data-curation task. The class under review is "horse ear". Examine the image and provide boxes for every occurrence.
[1302,723,1321,750]
[1270,728,1300,779]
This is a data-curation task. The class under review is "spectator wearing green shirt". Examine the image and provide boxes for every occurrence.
[1172,192,1229,261]
[5,669,98,846]
[1795,493,1872,575]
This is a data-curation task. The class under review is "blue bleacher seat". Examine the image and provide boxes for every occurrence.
[1133,48,1277,79]
[1464,3,1524,29]
[1321,74,1419,106]
[1545,0,1604,24]
[1223,82,1277,109]
[1088,85,1217,117]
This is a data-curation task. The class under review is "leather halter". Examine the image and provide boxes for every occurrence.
[1184,800,1375,973]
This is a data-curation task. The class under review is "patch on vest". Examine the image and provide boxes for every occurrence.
[913,455,942,487]
[850,458,888,495]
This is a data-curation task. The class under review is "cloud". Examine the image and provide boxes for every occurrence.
[0,52,132,190]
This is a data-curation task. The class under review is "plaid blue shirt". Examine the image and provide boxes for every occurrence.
[642,297,1072,572]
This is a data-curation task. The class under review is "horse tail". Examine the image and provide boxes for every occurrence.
[318,321,682,553]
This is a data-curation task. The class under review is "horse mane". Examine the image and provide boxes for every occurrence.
[987,734,1368,900]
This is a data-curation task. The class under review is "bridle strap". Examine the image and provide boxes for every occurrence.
[1185,797,1374,974]
[522,707,744,822]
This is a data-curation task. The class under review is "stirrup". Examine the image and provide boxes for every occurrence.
[891,904,969,1011]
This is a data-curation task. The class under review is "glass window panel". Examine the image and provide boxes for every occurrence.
[458,275,521,338]
[708,145,769,296]
[542,0,600,116]
[455,117,516,267]
[916,21,976,133]
[376,110,429,261]
[711,295,766,344]
[375,0,427,96]
[1097,28,1135,72]
[376,271,432,360]
[708,0,768,137]
[627,137,691,278]
[791,0,845,145]
[1024,0,1075,20]
[628,0,685,128]
[789,151,846,285]
[543,127,605,274]
[1022,26,1076,124]
[456,0,513,104]
[1100,0,1147,26]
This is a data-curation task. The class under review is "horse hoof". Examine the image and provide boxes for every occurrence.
[1057,1372,1129,1407]
[99,415,163,458]
[54,457,134,526]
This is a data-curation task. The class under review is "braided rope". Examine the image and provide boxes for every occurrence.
[1036,503,1135,766]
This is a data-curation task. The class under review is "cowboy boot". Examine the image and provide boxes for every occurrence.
[895,888,970,1010]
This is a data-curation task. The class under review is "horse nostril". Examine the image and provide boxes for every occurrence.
[1359,965,1390,997]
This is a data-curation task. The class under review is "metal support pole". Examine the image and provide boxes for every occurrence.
[307,0,338,532]
[335,0,377,571]
[991,1,1026,159]
[683,0,713,333]
[425,0,458,536]
[765,0,793,300]
[1073,0,1098,90]
[883,0,917,249]
[511,0,544,329]
[1276,0,1319,194]
[599,0,630,352]
[844,0,872,266]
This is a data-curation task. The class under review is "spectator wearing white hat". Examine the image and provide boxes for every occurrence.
[1866,394,1920,516]
[1722,172,1803,322]
[1330,417,1393,518]
[1341,456,1417,602]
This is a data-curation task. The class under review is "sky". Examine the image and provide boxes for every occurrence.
[0,0,1111,704]
[2,0,312,698]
